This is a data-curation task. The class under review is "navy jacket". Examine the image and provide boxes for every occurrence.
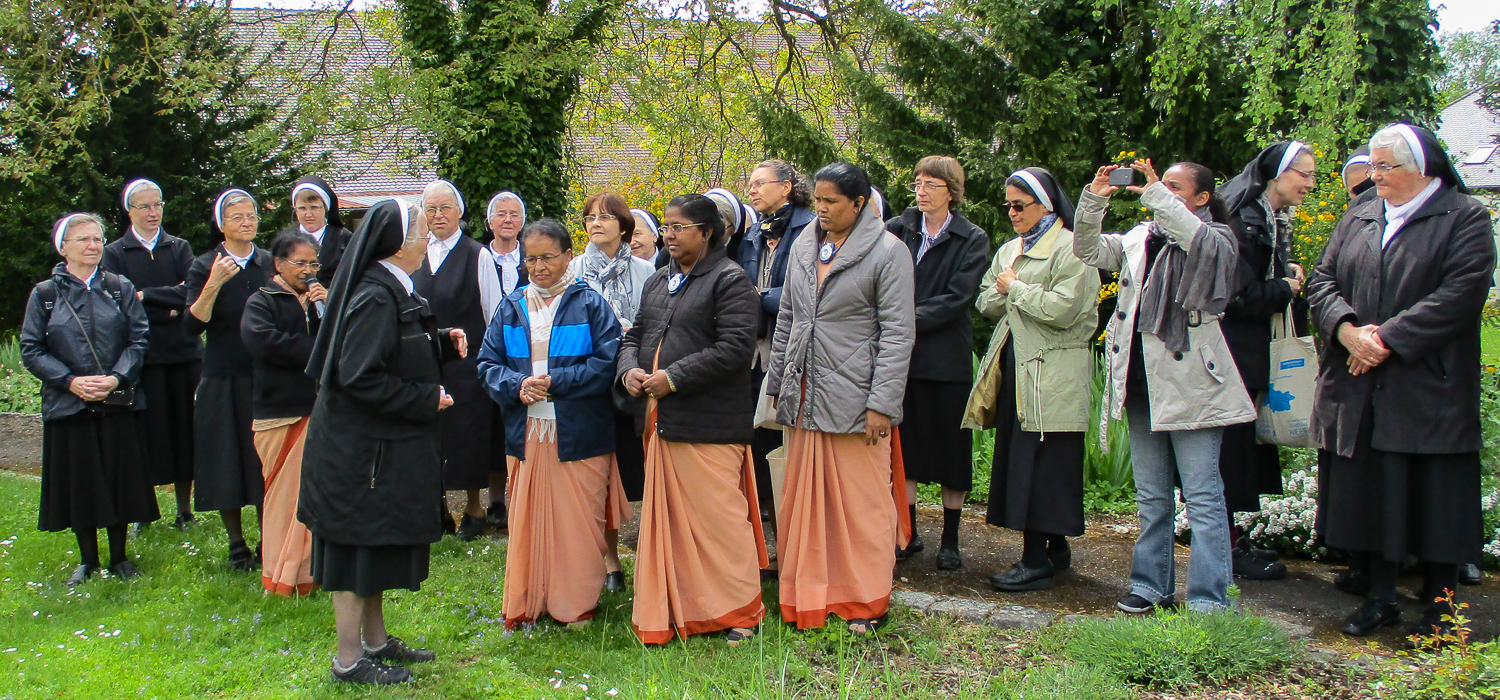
[477,281,621,463]
[755,204,815,336]
[21,265,150,420]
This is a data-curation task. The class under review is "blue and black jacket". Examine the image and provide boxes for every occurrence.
[477,281,621,462]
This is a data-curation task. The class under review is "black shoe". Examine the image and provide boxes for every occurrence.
[1333,567,1371,597]
[990,561,1055,591]
[228,542,256,572]
[66,564,98,587]
[1251,547,1280,562]
[457,513,486,541]
[1047,539,1072,571]
[1116,593,1159,614]
[604,570,625,593]
[442,512,458,536]
[1233,544,1287,580]
[1340,599,1401,637]
[895,533,924,562]
[760,505,773,523]
[173,512,195,530]
[364,635,435,663]
[254,542,262,564]
[331,656,412,685]
[109,560,142,580]
[485,503,508,530]
[936,546,963,571]
[1460,563,1483,586]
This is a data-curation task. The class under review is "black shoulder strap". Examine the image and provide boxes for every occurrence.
[101,271,124,306]
[36,280,57,320]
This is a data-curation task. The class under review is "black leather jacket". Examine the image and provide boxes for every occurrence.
[20,264,150,420]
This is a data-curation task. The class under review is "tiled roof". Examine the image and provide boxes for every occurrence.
[1437,88,1500,190]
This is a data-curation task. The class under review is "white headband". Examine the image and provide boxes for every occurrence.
[1392,124,1427,176]
[122,179,161,210]
[486,191,526,224]
[1010,170,1054,212]
[214,189,253,229]
[1342,153,1370,175]
[52,214,89,253]
[704,188,741,233]
[423,180,465,216]
[630,208,658,238]
[1275,141,1307,177]
[291,182,331,210]
[398,199,410,235]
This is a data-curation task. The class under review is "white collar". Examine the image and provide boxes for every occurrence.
[429,230,462,249]
[1381,177,1443,247]
[491,240,521,260]
[377,259,415,295]
[223,245,253,268]
[300,224,327,243]
[132,225,161,249]
[77,267,98,289]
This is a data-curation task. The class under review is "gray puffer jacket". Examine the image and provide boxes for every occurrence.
[21,264,150,420]
[766,198,915,433]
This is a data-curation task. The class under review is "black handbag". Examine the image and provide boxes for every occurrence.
[58,292,136,408]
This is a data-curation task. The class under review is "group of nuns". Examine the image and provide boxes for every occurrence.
[18,120,1492,682]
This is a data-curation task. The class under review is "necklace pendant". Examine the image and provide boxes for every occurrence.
[667,273,686,294]
[818,241,836,263]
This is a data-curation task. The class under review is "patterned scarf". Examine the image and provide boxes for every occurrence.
[1021,213,1057,252]
[574,241,638,324]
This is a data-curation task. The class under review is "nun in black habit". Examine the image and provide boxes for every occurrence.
[278,175,351,287]
[1216,141,1318,580]
[299,198,465,684]
[102,178,201,527]
[1308,124,1494,643]
[185,188,272,571]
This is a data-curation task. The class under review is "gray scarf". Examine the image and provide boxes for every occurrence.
[1134,206,1238,353]
[574,241,638,324]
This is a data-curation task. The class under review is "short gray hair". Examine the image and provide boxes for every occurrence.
[1369,126,1418,170]
[403,202,425,245]
[218,191,256,220]
[64,213,106,241]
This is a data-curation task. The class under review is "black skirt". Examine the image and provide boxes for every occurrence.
[139,361,199,486]
[984,340,1085,537]
[438,358,497,491]
[900,379,974,492]
[311,535,430,597]
[1217,422,1283,514]
[40,410,160,532]
[192,376,263,511]
[1318,406,1482,565]
[614,408,645,502]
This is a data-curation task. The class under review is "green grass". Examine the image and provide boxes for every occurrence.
[1484,325,1500,367]
[1060,610,1297,689]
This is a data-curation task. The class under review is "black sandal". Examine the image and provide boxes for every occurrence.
[847,615,886,635]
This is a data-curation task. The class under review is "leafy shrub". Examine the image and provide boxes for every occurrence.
[0,337,40,414]
[1375,597,1500,698]
[1064,611,1296,689]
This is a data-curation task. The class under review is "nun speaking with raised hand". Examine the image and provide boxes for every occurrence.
[411,179,505,541]
[1216,141,1316,581]
[281,176,349,286]
[299,198,465,684]
[1308,124,1495,644]
[102,178,201,529]
[186,188,273,572]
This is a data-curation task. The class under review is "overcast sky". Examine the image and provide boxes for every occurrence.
[237,0,1497,34]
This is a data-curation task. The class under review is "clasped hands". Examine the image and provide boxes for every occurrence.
[622,368,672,399]
[1338,322,1389,376]
[69,374,120,402]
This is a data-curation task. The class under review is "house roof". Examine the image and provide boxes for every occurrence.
[1437,87,1500,191]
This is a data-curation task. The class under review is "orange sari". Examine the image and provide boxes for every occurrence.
[254,417,315,596]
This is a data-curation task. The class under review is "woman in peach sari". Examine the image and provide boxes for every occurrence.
[477,219,628,629]
[242,231,326,595]
[619,194,766,645]
[765,163,916,633]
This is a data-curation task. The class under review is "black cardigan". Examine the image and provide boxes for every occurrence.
[184,244,273,378]
[102,231,202,365]
[618,246,759,445]
[241,282,321,420]
[886,208,991,383]
[1223,201,1300,390]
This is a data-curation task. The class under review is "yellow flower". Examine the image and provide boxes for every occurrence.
[1318,201,1327,206]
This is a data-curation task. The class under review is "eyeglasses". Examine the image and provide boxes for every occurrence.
[1285,166,1316,182]
[747,179,785,191]
[293,204,326,213]
[1004,200,1039,213]
[425,205,457,217]
[129,202,165,212]
[65,236,105,246]
[1370,162,1404,174]
[524,252,566,266]
[490,211,523,220]
[225,213,259,224]
[660,222,706,235]
[906,181,948,193]
[583,214,618,224]
[282,260,322,270]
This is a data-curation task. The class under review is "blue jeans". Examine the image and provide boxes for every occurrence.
[1125,395,1233,612]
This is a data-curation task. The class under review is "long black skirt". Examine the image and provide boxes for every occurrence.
[900,378,974,492]
[1318,406,1482,565]
[1217,421,1283,514]
[614,408,645,502]
[40,410,160,532]
[193,376,263,511]
[438,358,496,491]
[311,535,430,597]
[984,341,1085,537]
[139,361,199,486]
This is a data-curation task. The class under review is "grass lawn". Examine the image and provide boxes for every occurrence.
[0,471,1328,699]
[1484,324,1500,366]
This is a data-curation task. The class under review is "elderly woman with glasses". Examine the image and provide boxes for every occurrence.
[186,188,273,572]
[479,218,626,630]
[103,179,201,529]
[1309,124,1494,644]
[23,213,155,586]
